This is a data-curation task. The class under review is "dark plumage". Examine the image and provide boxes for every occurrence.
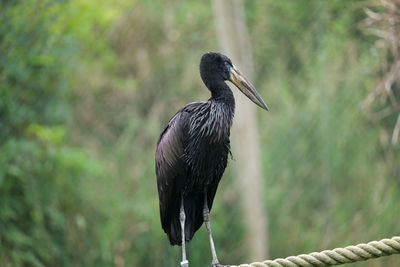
[155,52,267,266]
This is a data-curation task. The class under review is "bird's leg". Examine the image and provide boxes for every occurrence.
[180,197,189,267]
[203,192,221,267]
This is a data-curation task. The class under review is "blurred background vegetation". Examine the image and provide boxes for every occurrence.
[1,0,400,266]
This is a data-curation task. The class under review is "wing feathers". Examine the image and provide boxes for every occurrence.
[155,101,212,244]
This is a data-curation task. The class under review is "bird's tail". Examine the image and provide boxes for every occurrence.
[166,194,204,246]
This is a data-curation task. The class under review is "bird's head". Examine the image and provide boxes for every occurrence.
[200,52,268,110]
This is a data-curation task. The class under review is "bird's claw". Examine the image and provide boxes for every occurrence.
[211,260,229,267]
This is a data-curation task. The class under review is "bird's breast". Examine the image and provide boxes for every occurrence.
[184,102,234,193]
[185,138,230,193]
[201,102,233,142]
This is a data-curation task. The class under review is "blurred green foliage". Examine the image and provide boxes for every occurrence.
[1,0,399,266]
[0,0,106,266]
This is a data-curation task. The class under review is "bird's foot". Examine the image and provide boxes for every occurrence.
[211,260,229,267]
[181,260,189,267]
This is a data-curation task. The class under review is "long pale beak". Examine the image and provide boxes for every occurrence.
[229,65,269,111]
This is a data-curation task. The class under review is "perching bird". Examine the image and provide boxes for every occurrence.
[155,52,268,267]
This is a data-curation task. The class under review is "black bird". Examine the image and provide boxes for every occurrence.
[155,52,268,267]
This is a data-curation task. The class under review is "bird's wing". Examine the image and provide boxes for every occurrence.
[155,102,209,229]
[155,109,190,229]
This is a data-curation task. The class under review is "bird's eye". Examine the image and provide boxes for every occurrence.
[224,61,230,67]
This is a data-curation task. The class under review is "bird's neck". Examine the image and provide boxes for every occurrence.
[209,82,235,111]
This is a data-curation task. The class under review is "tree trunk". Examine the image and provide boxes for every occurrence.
[212,0,269,261]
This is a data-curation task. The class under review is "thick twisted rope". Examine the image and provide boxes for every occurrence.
[231,236,400,267]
